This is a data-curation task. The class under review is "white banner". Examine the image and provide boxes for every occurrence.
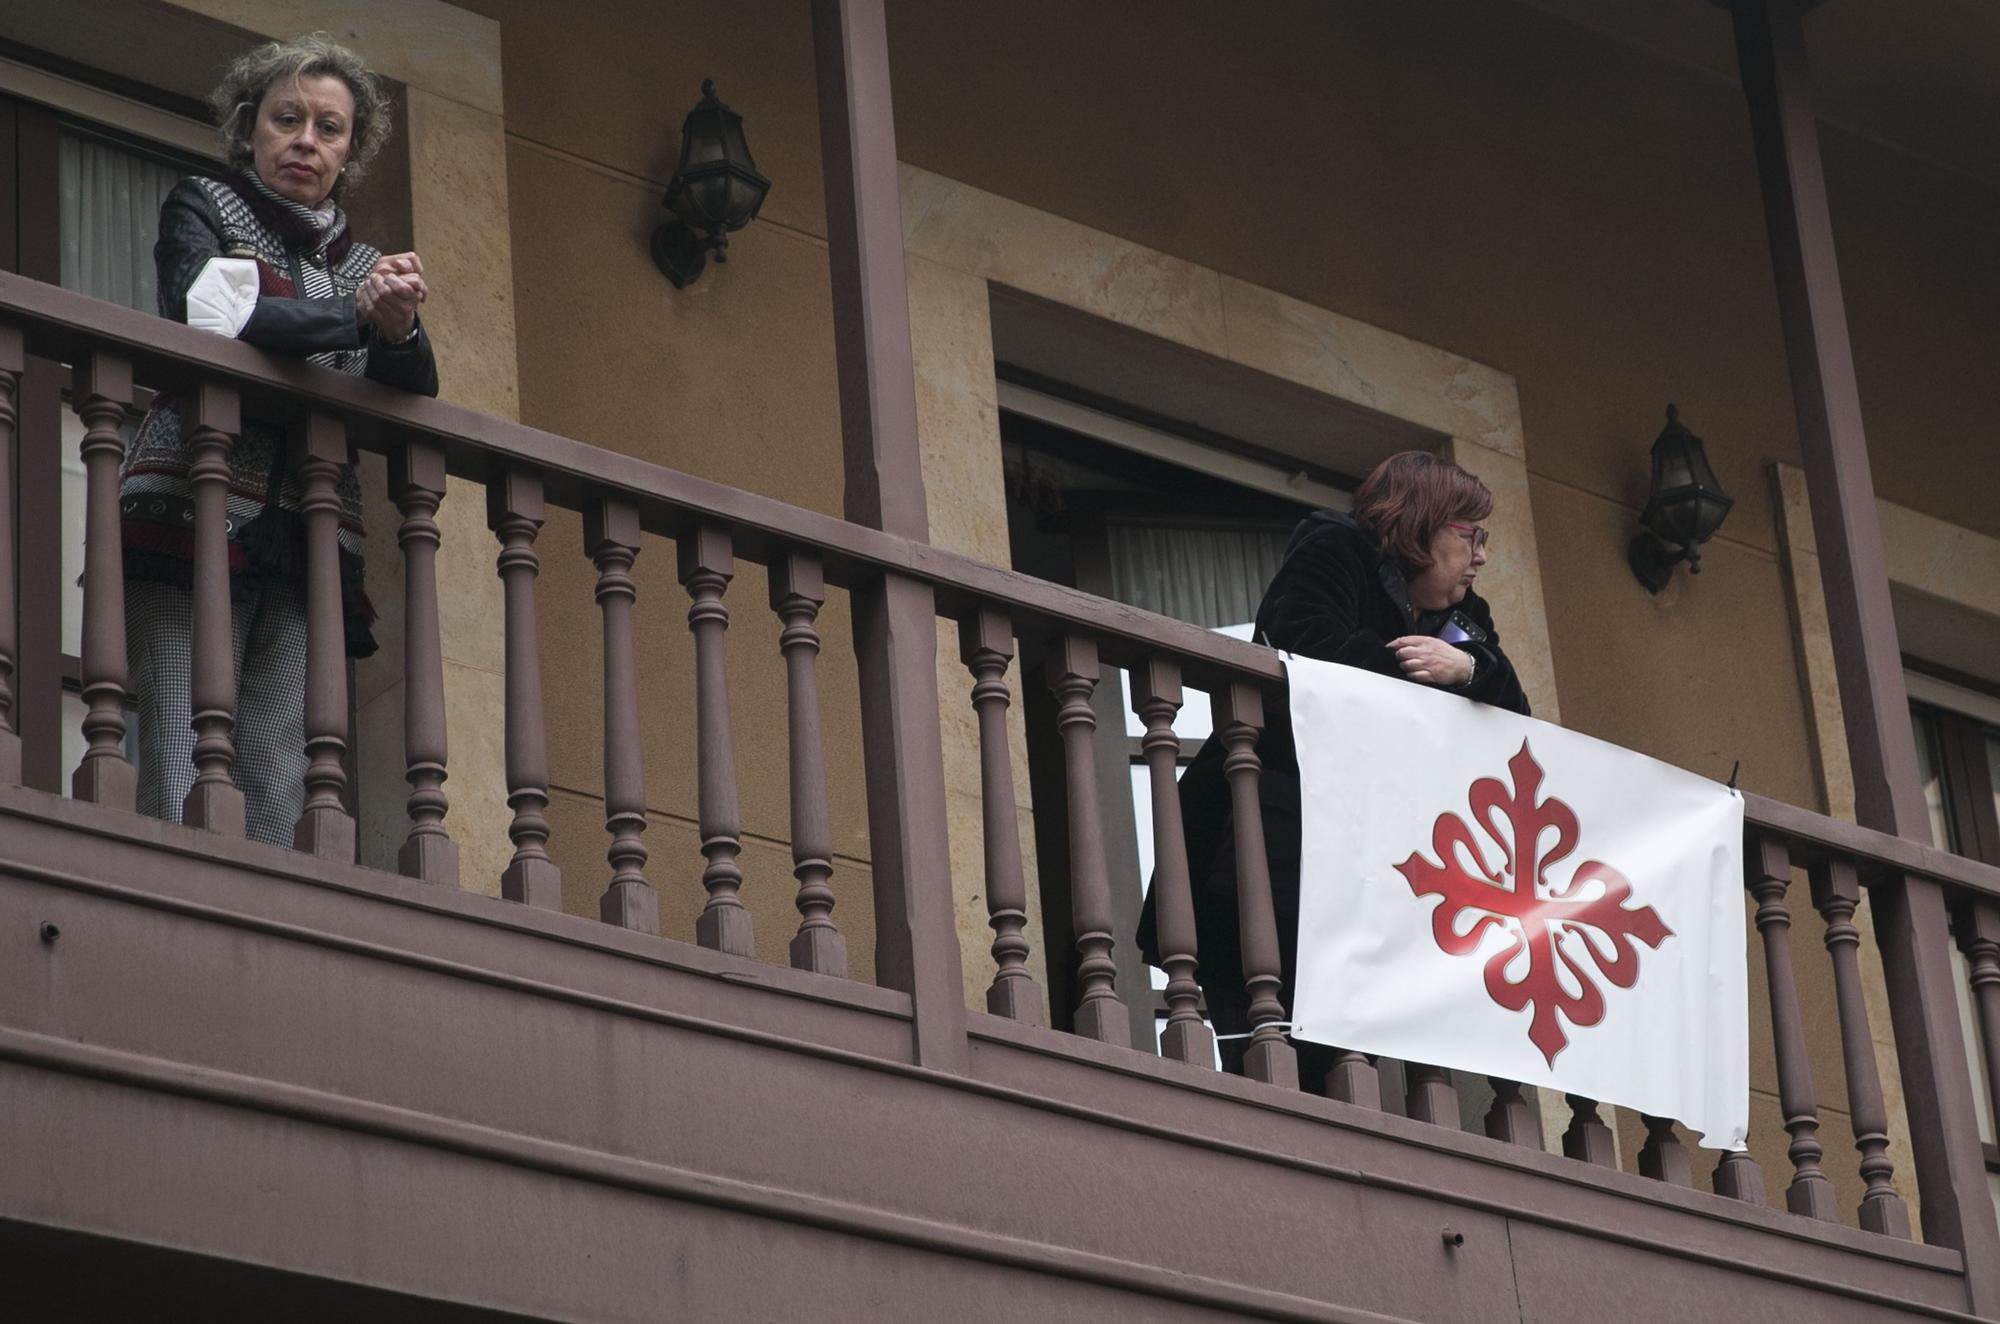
[1288,657,1748,1149]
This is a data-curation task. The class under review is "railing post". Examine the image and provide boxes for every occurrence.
[960,610,1038,1021]
[0,326,22,784]
[772,551,845,976]
[680,525,753,958]
[1748,833,1838,1220]
[489,470,560,908]
[1562,1096,1617,1168]
[813,0,965,1071]
[179,383,245,835]
[70,353,136,809]
[1131,656,1209,1066]
[1956,903,2000,1157]
[1733,0,2000,1285]
[1215,681,1297,1089]
[586,497,656,934]
[291,412,356,860]
[1052,635,1128,1046]
[1811,856,1913,1237]
[1639,1115,1693,1187]
[392,439,457,886]
[1486,1080,1540,1148]
[1407,1064,1460,1130]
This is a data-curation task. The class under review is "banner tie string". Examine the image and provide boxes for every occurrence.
[1213,1022,1296,1041]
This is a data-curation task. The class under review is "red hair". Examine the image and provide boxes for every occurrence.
[1352,452,1493,571]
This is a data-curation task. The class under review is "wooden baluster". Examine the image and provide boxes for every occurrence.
[1639,1115,1693,1187]
[1051,636,1128,1045]
[176,383,247,835]
[1407,1064,1460,1128]
[1811,855,1912,1236]
[1955,903,2000,1177]
[488,470,560,908]
[1749,833,1837,1219]
[960,610,1040,1021]
[772,551,844,974]
[1215,681,1297,1088]
[0,327,23,783]
[1713,1145,1768,1206]
[1485,1078,1540,1147]
[392,440,458,886]
[70,354,136,808]
[1131,656,1210,1066]
[586,499,655,932]
[290,413,356,859]
[1328,1051,1382,1110]
[680,525,752,956]
[1563,1095,1617,1167]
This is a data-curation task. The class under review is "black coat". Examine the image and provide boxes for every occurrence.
[1138,510,1530,977]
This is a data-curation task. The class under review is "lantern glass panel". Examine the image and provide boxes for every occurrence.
[1653,443,1697,494]
[724,172,768,226]
[1690,489,1733,543]
[1647,492,1695,546]
[718,114,753,170]
[681,111,729,169]
[682,174,733,229]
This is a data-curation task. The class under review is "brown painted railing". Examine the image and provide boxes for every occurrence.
[3,271,1997,1282]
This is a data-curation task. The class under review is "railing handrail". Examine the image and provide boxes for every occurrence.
[15,278,2000,892]
[11,274,1996,904]
[1744,791,2000,905]
[0,272,1283,692]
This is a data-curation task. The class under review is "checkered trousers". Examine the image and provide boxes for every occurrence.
[126,579,312,846]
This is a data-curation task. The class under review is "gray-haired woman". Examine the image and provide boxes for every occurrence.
[122,32,439,844]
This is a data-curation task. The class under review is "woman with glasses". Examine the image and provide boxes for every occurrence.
[1140,451,1529,1090]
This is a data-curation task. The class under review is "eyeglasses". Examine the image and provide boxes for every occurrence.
[1446,521,1490,550]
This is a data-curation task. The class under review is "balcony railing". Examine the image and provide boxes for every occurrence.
[3,269,1999,1319]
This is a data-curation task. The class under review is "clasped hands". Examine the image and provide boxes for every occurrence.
[1390,634,1474,688]
[356,252,428,343]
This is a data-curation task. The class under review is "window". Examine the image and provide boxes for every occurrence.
[1905,667,2000,1218]
[1000,393,1317,1055]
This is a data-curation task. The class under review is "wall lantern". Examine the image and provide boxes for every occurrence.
[652,79,772,288]
[1629,404,1733,594]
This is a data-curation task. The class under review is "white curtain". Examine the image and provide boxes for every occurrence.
[58,131,184,313]
[1105,521,1290,630]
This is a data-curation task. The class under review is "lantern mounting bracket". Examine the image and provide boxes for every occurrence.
[1628,531,1696,594]
[652,221,726,289]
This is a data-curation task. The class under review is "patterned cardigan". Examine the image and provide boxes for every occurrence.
[121,171,440,655]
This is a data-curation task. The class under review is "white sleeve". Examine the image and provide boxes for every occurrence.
[182,257,260,338]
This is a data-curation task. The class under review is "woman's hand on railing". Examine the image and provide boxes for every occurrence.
[356,259,427,344]
[1389,634,1473,687]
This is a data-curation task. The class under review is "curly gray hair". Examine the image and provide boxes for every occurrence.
[210,32,392,193]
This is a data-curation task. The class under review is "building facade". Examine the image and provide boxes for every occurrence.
[3,0,1999,1318]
